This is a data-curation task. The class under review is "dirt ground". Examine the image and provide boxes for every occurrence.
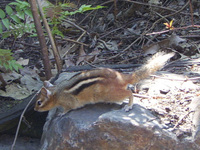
[0,134,40,150]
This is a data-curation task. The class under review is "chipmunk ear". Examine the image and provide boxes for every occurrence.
[43,81,54,88]
[41,87,52,98]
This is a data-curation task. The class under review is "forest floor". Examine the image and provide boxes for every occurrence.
[0,134,40,150]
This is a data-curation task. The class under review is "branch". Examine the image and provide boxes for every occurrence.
[36,0,63,73]
[29,0,52,79]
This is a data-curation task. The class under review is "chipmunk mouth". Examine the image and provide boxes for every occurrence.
[34,107,43,112]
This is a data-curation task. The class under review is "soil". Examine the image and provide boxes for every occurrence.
[0,134,40,150]
[133,65,200,140]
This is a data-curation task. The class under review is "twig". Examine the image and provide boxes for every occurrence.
[132,93,150,99]
[97,36,141,62]
[123,0,189,15]
[10,91,39,150]
[36,0,62,73]
[99,18,139,39]
[78,0,100,25]
[78,10,95,25]
[63,31,87,57]
[118,55,139,64]
[146,25,200,35]
[29,0,52,79]
[83,60,98,68]
[90,7,98,28]
[7,40,40,48]
[189,0,194,26]
[172,110,194,130]
[151,75,200,82]
[146,0,190,34]
[99,24,127,39]
[64,19,88,34]
[101,0,188,15]
[56,36,89,47]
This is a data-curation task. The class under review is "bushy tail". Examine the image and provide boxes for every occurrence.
[130,52,174,84]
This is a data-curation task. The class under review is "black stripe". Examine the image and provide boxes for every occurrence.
[71,80,98,95]
[67,74,101,90]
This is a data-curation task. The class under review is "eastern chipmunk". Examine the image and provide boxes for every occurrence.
[34,52,174,113]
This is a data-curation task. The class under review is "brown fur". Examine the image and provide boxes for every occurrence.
[34,52,174,113]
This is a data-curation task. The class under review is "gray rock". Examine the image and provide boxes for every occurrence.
[40,104,199,150]
[190,97,200,137]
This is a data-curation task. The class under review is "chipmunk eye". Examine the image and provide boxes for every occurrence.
[37,100,42,106]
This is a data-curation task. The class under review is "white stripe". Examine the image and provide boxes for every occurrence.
[67,77,103,93]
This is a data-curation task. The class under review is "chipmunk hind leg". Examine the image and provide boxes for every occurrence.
[104,85,134,111]
[122,90,133,111]
[110,87,133,111]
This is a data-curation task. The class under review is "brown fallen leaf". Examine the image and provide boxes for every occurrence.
[143,34,185,55]
[76,45,99,65]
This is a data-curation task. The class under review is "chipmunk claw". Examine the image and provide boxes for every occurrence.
[123,105,133,112]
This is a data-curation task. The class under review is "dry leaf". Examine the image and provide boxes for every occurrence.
[143,34,185,55]
[0,67,43,99]
[17,58,29,66]
[0,83,30,99]
[76,46,99,65]
[64,55,75,68]
[76,45,86,65]
[149,0,161,5]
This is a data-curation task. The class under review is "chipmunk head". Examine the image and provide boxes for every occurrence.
[34,81,56,112]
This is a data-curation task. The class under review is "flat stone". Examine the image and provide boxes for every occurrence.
[40,104,199,150]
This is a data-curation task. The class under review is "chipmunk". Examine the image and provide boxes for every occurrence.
[34,52,174,114]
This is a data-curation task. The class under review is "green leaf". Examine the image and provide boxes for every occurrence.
[95,5,105,9]
[2,18,10,30]
[79,5,92,12]
[13,64,19,71]
[0,49,13,56]
[79,5,105,13]
[29,33,37,37]
[10,15,21,23]
[2,31,11,39]
[18,27,24,35]
[15,5,21,12]
[0,23,2,34]
[60,3,71,8]
[9,2,20,6]
[6,5,13,15]
[0,9,6,19]
[17,10,25,20]
[66,5,105,16]
[4,63,9,70]
[16,0,30,8]
[0,49,22,71]
[8,61,13,70]
[24,9,33,18]
[11,60,22,71]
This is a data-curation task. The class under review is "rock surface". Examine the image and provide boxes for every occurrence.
[40,104,200,150]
